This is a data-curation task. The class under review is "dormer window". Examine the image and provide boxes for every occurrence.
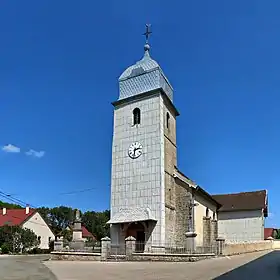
[133,108,141,125]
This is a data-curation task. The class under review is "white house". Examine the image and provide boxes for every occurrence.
[212,190,268,243]
[0,206,55,249]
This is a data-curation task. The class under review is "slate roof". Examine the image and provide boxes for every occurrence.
[119,49,160,81]
[0,208,36,226]
[212,190,267,215]
[117,44,174,102]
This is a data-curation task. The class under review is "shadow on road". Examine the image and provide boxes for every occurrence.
[214,251,280,279]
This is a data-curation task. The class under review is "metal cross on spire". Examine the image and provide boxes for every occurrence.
[143,24,152,44]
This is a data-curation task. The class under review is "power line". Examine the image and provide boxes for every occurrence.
[58,187,97,195]
[0,193,25,207]
[0,190,37,209]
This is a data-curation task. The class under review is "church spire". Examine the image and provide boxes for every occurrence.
[143,24,152,57]
[118,23,174,103]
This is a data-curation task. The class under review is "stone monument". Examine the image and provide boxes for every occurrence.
[69,209,85,250]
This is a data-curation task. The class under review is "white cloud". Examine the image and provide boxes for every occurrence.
[268,212,274,218]
[25,149,45,158]
[2,144,20,153]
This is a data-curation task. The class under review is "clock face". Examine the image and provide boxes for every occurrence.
[128,142,143,159]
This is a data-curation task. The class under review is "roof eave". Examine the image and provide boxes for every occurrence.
[195,186,222,208]
[218,207,266,213]
[20,210,37,226]
[112,89,180,116]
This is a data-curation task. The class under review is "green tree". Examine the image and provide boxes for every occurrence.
[0,225,38,253]
[38,206,75,235]
[276,229,280,239]
[0,200,23,209]
[82,210,110,240]
[37,207,51,224]
[60,229,72,242]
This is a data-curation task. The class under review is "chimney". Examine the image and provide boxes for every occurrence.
[26,205,30,215]
[3,208,6,215]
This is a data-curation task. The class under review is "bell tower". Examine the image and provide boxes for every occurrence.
[107,25,179,250]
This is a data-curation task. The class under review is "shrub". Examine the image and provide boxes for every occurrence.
[49,240,54,251]
[27,247,51,254]
[1,243,11,254]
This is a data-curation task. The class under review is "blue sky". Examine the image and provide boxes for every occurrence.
[0,1,279,227]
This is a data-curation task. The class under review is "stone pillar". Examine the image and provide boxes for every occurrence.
[210,220,218,245]
[185,232,197,253]
[101,236,111,261]
[203,217,211,252]
[216,237,225,256]
[53,239,63,251]
[125,236,136,259]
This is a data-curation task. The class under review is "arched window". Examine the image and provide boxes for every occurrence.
[166,112,170,129]
[206,208,209,218]
[133,108,141,125]
[213,212,216,220]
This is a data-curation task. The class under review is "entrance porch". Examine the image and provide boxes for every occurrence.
[107,207,157,253]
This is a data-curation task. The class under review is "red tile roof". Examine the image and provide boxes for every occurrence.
[212,190,267,213]
[0,208,36,226]
[81,226,96,240]
[264,228,277,239]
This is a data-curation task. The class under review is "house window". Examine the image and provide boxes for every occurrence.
[38,236,41,244]
[133,108,141,125]
[213,212,216,220]
[49,237,51,242]
[166,112,170,129]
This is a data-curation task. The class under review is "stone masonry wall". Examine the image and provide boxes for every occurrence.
[210,220,218,245]
[175,182,193,244]
[224,241,273,256]
[164,104,177,245]
[129,253,214,262]
[50,252,101,261]
[165,172,176,244]
[203,217,211,248]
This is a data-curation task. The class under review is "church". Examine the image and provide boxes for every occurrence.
[107,25,268,252]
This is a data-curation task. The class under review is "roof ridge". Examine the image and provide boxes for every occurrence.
[212,190,266,196]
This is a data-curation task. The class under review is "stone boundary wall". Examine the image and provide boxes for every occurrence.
[224,241,273,256]
[50,238,280,261]
[129,252,215,262]
[272,240,280,249]
[50,251,101,261]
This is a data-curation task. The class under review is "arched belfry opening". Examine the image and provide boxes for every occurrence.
[133,108,141,125]
[206,207,209,218]
[166,112,170,129]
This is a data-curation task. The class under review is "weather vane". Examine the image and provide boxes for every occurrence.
[143,24,152,44]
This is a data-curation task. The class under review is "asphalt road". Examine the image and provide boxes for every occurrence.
[46,250,280,280]
[215,250,280,279]
[0,255,56,280]
[1,251,280,279]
